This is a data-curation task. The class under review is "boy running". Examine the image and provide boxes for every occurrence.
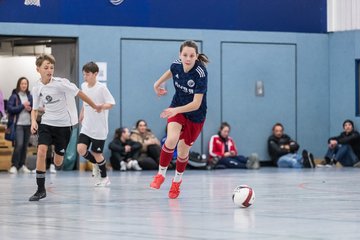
[77,62,115,186]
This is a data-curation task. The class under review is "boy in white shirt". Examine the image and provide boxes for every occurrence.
[77,62,115,186]
[29,54,101,201]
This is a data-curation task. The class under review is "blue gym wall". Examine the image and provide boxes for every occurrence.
[0,22,329,160]
[328,31,360,138]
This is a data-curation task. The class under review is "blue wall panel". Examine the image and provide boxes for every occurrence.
[222,42,296,159]
[0,0,327,33]
[329,32,358,137]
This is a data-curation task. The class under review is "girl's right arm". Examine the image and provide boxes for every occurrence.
[154,70,172,96]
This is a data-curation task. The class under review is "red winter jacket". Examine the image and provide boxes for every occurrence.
[208,134,238,159]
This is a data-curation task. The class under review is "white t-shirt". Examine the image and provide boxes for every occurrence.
[32,77,79,127]
[80,81,115,140]
[17,92,31,126]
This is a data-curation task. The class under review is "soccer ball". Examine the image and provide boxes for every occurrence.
[232,185,255,208]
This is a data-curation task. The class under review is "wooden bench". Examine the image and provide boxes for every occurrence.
[0,124,13,170]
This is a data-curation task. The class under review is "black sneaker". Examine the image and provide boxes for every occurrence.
[302,150,311,168]
[324,157,331,165]
[29,190,46,201]
[309,153,316,168]
[206,157,219,170]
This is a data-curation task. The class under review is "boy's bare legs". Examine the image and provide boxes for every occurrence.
[53,153,64,168]
[77,143,109,186]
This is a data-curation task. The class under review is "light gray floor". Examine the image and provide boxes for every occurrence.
[0,167,359,240]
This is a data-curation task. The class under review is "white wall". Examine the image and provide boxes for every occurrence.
[328,0,360,32]
[0,56,39,99]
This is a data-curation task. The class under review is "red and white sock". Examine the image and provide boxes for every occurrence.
[158,144,175,177]
[174,155,189,182]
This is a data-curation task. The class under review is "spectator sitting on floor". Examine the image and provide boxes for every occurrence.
[321,119,360,168]
[267,122,315,168]
[208,122,260,169]
[130,120,161,170]
[109,127,142,171]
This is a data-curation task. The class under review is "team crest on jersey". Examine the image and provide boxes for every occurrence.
[187,79,195,88]
[45,95,53,102]
[175,74,179,79]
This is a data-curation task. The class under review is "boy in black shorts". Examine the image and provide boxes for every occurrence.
[77,62,115,186]
[29,54,101,201]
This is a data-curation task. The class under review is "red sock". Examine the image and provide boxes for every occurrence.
[159,144,175,167]
[176,155,189,173]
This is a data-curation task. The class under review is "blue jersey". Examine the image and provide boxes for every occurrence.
[169,59,207,123]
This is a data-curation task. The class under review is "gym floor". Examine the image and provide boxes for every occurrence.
[0,168,359,240]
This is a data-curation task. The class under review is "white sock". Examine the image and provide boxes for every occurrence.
[173,171,183,182]
[158,166,168,177]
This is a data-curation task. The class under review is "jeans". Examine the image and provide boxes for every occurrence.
[11,125,31,169]
[277,153,302,168]
[325,144,359,167]
[217,155,247,169]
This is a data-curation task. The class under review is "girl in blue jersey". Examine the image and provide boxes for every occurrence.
[150,40,209,199]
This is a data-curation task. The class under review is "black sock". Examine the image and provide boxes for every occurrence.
[83,151,97,164]
[36,170,46,192]
[97,159,107,178]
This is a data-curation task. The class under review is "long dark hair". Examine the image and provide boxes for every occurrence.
[114,127,126,139]
[16,77,30,94]
[218,122,230,136]
[180,40,209,66]
[135,119,147,129]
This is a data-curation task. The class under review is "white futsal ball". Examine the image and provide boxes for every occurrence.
[232,185,255,208]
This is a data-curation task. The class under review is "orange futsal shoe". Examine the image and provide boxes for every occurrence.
[168,180,182,199]
[150,174,165,189]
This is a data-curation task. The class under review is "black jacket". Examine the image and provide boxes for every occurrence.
[329,130,360,159]
[108,138,141,160]
[267,134,299,165]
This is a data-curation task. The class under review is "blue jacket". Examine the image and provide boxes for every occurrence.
[6,89,33,126]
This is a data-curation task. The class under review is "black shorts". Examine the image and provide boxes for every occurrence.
[38,124,72,156]
[77,133,105,153]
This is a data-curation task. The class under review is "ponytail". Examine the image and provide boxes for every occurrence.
[197,53,209,66]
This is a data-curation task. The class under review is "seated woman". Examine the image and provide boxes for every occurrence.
[208,122,260,169]
[109,127,142,171]
[130,119,161,170]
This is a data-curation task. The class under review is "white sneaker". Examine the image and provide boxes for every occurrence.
[92,164,100,178]
[246,153,261,169]
[126,160,133,170]
[95,176,111,187]
[8,166,17,174]
[49,164,57,174]
[19,165,31,173]
[120,161,127,171]
[132,160,142,171]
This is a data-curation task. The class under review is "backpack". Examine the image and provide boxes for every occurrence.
[188,151,207,169]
